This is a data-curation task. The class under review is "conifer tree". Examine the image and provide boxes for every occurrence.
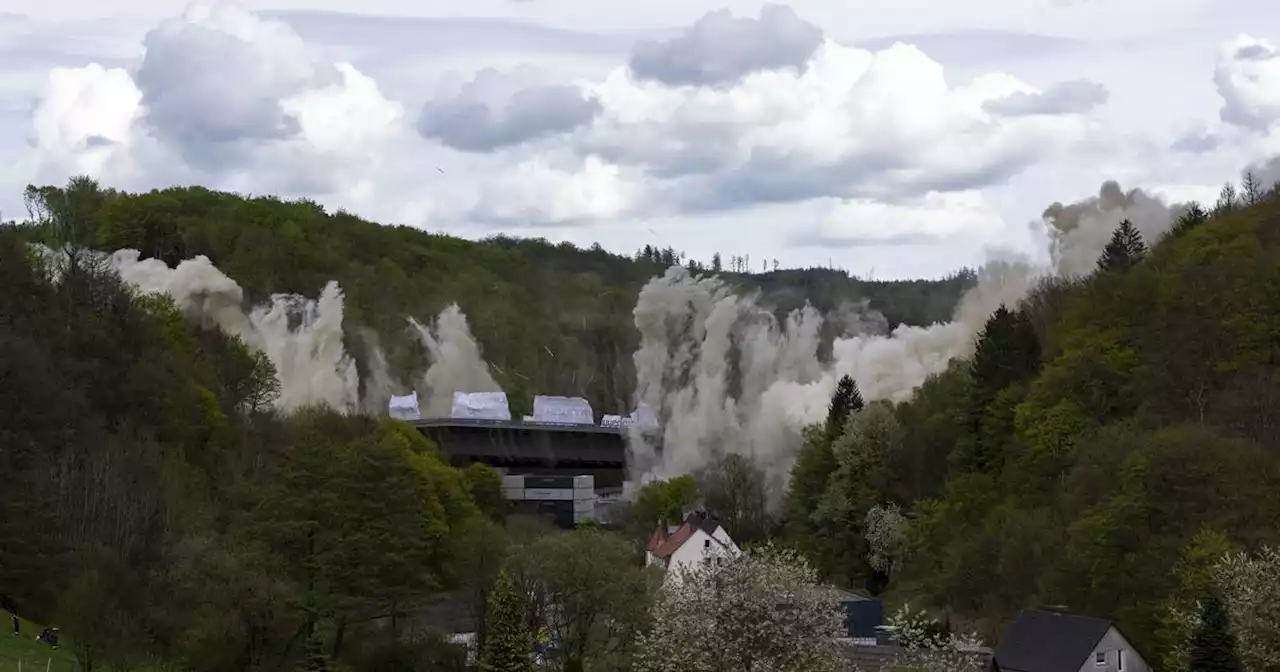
[480,569,532,672]
[787,375,863,548]
[962,306,1041,471]
[1189,592,1242,672]
[1096,219,1146,272]
[825,374,864,441]
[1172,202,1209,237]
[295,631,328,672]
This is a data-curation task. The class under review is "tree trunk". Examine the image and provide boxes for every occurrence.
[331,621,345,659]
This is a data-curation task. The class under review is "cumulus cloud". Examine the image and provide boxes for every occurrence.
[1214,34,1280,132]
[27,1,405,201]
[10,1,1140,250]
[468,154,641,227]
[627,4,823,87]
[983,79,1108,116]
[29,64,141,179]
[797,191,1006,246]
[581,39,1096,213]
[417,66,601,151]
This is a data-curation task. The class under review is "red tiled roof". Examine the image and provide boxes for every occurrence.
[651,522,696,560]
[645,524,670,554]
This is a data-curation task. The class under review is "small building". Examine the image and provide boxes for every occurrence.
[993,608,1149,672]
[825,587,884,645]
[644,511,740,581]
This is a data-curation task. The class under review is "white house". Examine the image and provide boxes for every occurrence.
[993,608,1150,672]
[644,511,740,583]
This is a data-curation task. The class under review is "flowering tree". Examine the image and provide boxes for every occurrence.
[633,544,845,672]
[1163,545,1280,672]
[877,604,987,672]
[1213,546,1280,670]
[864,503,908,576]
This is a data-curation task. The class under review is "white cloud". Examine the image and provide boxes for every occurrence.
[416,66,601,152]
[1215,34,1280,132]
[29,63,143,180]
[469,154,642,226]
[627,4,824,86]
[576,38,1096,218]
[7,1,1280,276]
[801,191,1006,245]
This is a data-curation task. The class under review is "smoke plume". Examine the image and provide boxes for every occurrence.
[408,304,502,417]
[628,260,1037,504]
[1040,180,1185,277]
[628,179,1192,503]
[1247,155,1280,190]
[108,249,363,414]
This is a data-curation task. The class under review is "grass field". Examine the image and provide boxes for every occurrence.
[0,616,79,672]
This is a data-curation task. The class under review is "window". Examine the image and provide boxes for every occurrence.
[704,539,711,549]
[1118,650,1125,671]
[1095,652,1106,666]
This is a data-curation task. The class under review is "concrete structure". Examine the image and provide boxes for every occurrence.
[501,473,597,529]
[993,608,1149,672]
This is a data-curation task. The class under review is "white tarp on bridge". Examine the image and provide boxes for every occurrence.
[532,395,594,425]
[388,393,421,421]
[600,414,628,428]
[600,403,659,429]
[451,391,512,421]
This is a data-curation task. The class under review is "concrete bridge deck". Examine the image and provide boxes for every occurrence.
[408,417,641,465]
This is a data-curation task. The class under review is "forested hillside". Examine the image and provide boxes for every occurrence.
[14,179,973,418]
[783,180,1280,667]
[0,178,973,672]
[8,174,1280,671]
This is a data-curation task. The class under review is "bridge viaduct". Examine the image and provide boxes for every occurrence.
[408,418,657,489]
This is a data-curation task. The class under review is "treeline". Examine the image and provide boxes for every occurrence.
[0,225,506,669]
[0,223,689,672]
[13,178,972,418]
[781,177,1280,665]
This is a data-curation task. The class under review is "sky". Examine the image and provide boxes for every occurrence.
[2,0,1279,279]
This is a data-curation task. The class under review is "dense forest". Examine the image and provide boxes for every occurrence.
[780,178,1280,667]
[4,172,1280,671]
[11,178,972,419]
[0,177,970,672]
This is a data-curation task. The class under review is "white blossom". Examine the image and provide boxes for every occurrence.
[864,502,908,575]
[1161,545,1280,672]
[1213,546,1280,670]
[873,604,987,672]
[634,544,846,672]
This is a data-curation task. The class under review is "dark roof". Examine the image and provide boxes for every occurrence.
[684,510,721,537]
[994,609,1113,672]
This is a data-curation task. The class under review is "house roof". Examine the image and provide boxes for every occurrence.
[994,609,1114,672]
[646,511,727,560]
[644,524,669,554]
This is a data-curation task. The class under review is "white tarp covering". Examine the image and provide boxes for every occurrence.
[600,414,630,428]
[388,393,421,421]
[451,391,512,421]
[532,395,594,425]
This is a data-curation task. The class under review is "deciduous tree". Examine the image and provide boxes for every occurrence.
[635,545,844,672]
